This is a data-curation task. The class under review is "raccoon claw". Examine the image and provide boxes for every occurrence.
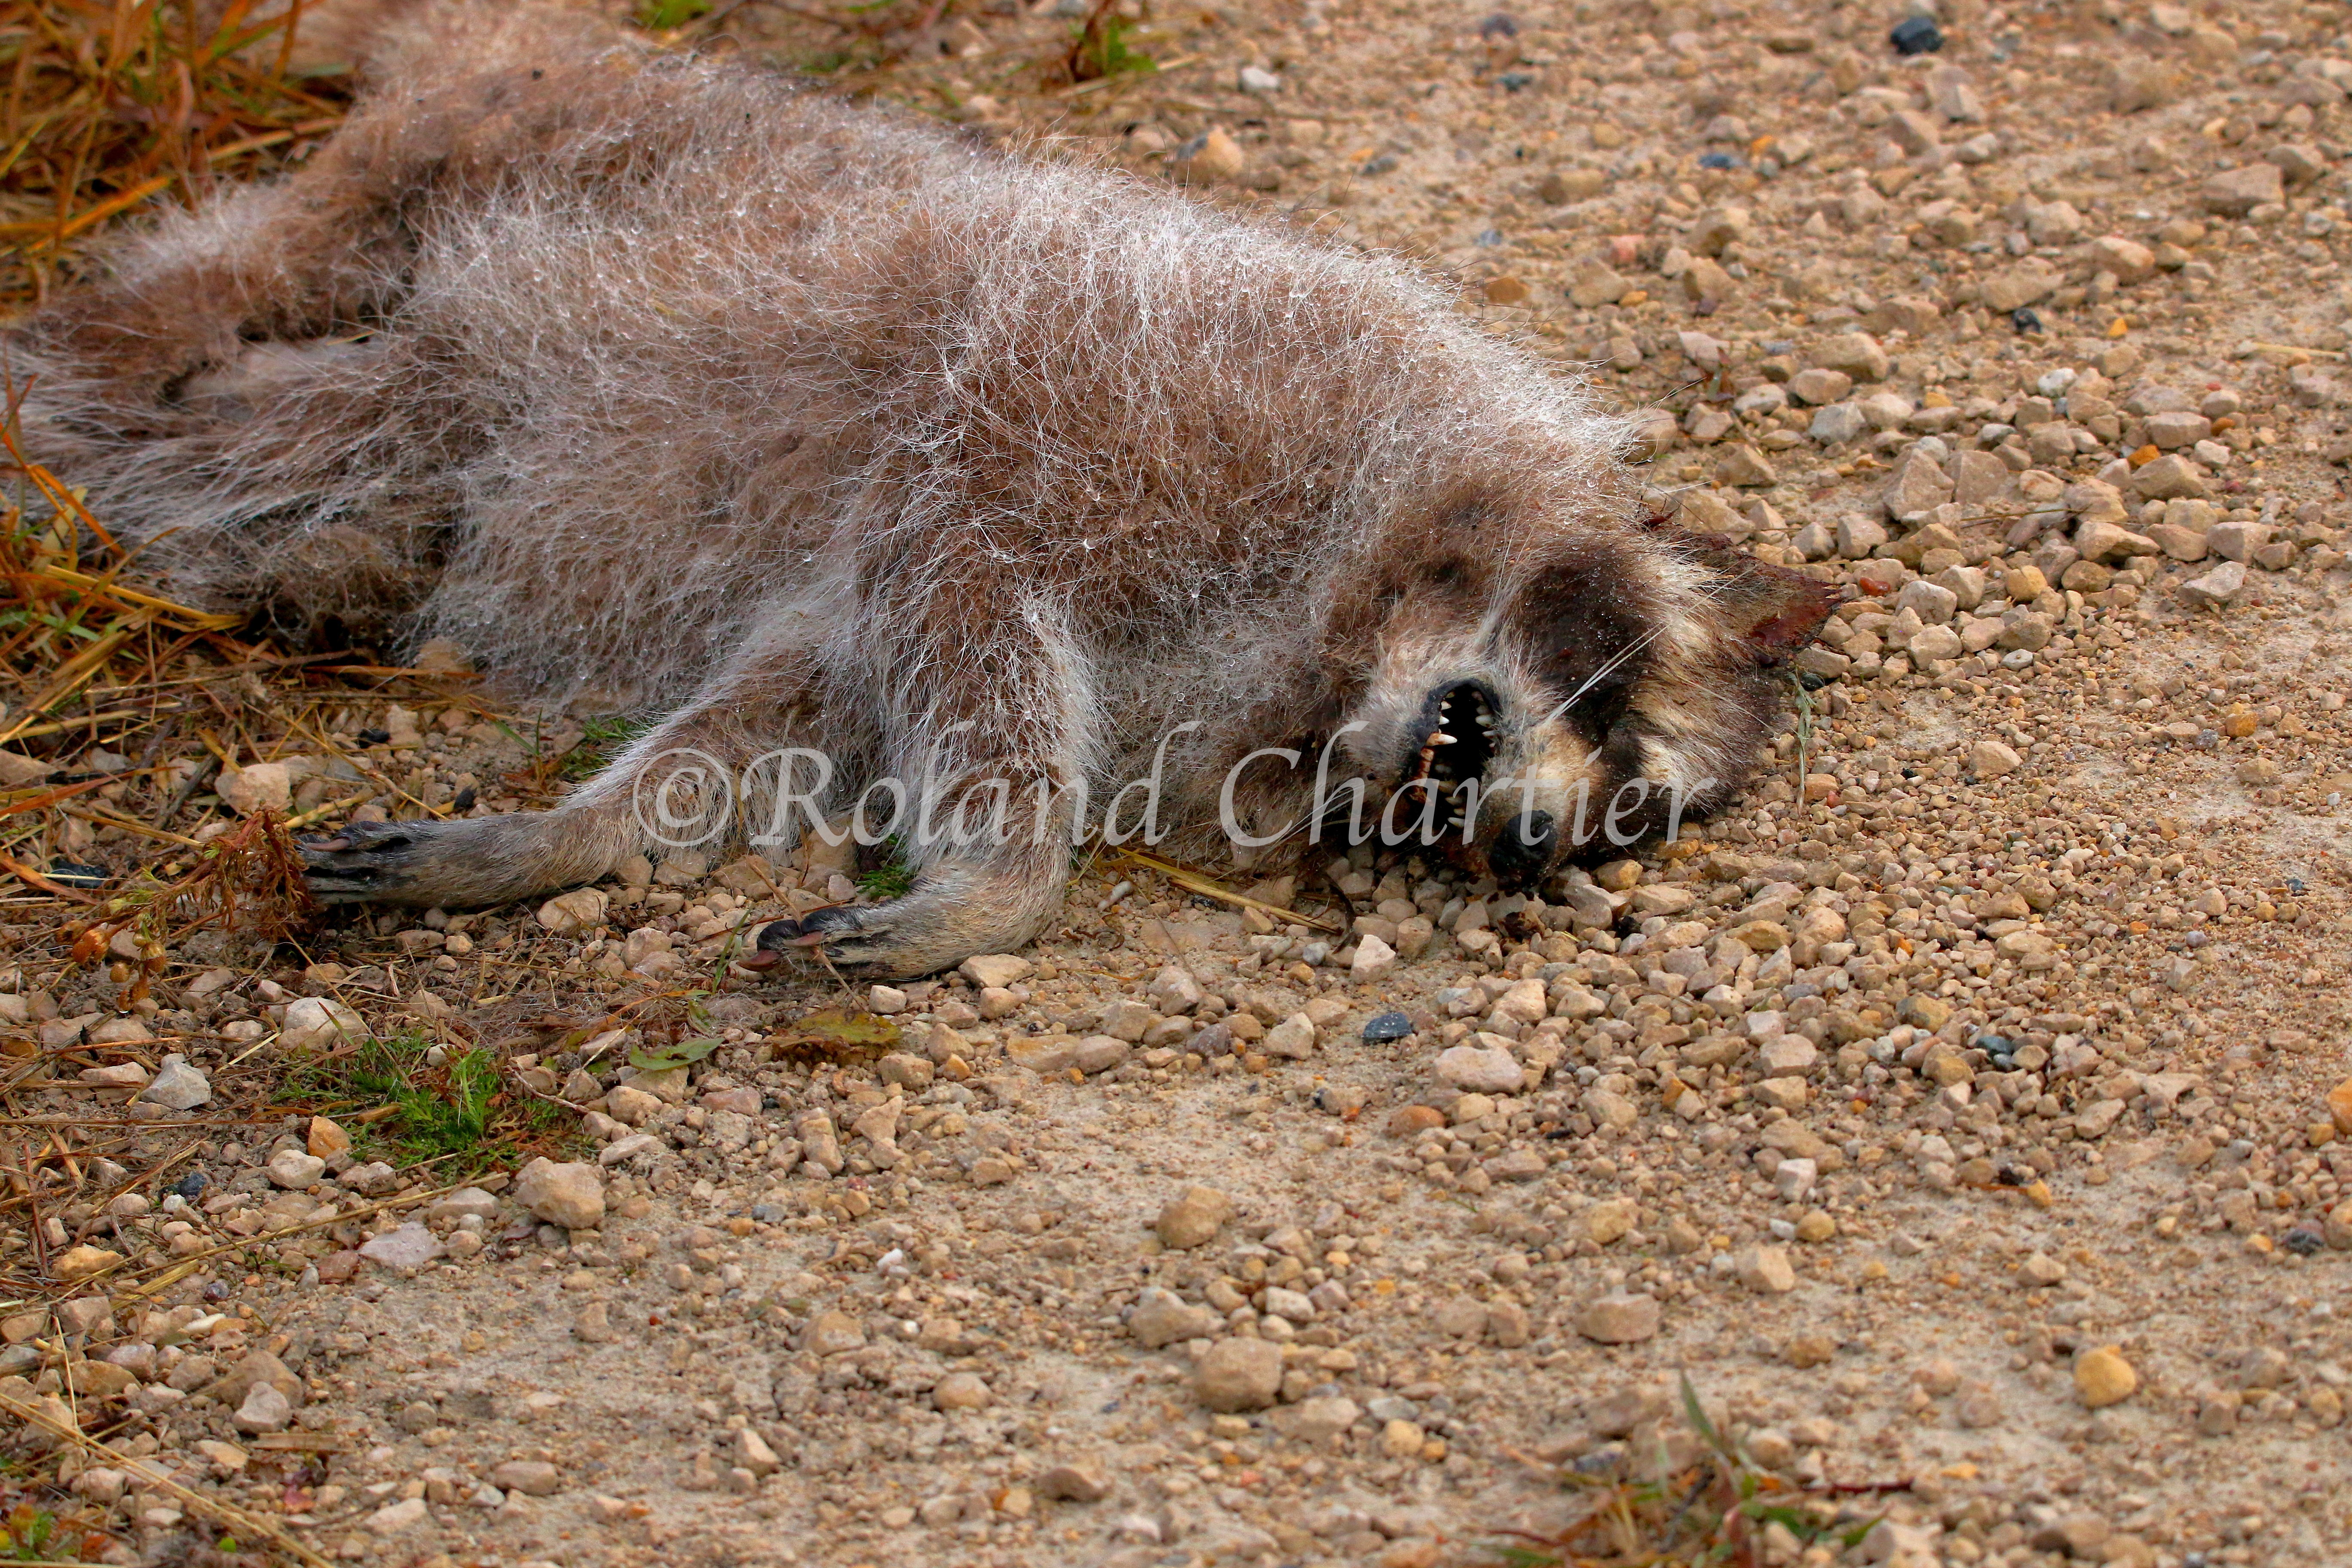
[748,868,1050,980]
[752,905,858,949]
[300,821,429,904]
[750,904,898,968]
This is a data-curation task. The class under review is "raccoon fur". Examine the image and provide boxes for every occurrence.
[5,1,1833,977]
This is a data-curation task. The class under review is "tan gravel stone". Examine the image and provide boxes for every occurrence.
[1736,1245,1797,1295]
[959,953,1034,988]
[1980,260,2061,312]
[933,1372,992,1411]
[515,1158,605,1228]
[493,1459,564,1495]
[1576,1292,1661,1343]
[280,995,366,1053]
[804,1310,866,1355]
[2075,1346,2139,1408]
[217,761,291,816]
[1584,1197,1637,1245]
[1036,1463,1110,1502]
[1156,1185,1234,1250]
[2202,162,2282,215]
[536,886,609,935]
[49,1245,120,1283]
[1969,740,2022,777]
[1177,128,1245,181]
[1194,1338,1284,1412]
[1129,1287,1218,1348]
[1261,1013,1316,1059]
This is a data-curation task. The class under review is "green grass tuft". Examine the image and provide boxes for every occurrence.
[1479,1373,1890,1566]
[1072,12,1154,79]
[276,1032,567,1175]
[856,835,916,900]
[558,713,652,781]
[634,0,713,29]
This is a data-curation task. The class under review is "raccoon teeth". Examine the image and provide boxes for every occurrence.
[1416,681,1499,809]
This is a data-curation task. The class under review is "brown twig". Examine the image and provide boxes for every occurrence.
[152,752,216,828]
[21,1148,52,1276]
[0,1387,337,1568]
[60,802,202,846]
[0,849,100,900]
[56,1175,482,1301]
[1111,846,1344,932]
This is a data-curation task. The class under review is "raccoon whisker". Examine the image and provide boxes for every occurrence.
[1540,625,1667,730]
[1566,632,1657,707]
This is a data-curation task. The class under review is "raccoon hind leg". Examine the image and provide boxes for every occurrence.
[300,640,839,908]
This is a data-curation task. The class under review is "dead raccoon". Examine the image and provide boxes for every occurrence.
[7,3,1831,977]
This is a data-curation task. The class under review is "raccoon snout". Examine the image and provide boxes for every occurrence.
[1482,808,1556,891]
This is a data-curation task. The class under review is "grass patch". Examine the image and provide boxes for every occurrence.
[275,1032,568,1175]
[1788,668,1819,792]
[1487,1376,1893,1567]
[481,710,650,800]
[634,0,712,28]
[1066,0,1155,83]
[1,1499,108,1562]
[791,42,891,78]
[555,712,651,782]
[854,833,915,900]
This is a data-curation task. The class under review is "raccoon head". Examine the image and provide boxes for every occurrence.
[1341,521,1836,891]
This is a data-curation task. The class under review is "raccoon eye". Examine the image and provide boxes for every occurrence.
[1549,658,1636,733]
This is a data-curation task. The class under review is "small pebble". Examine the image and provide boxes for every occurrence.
[2075,1346,2139,1409]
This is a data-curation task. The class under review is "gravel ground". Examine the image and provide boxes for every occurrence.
[8,0,2352,1565]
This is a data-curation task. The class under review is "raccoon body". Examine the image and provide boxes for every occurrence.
[8,3,1831,976]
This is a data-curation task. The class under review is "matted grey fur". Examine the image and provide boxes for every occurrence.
[6,1,1832,976]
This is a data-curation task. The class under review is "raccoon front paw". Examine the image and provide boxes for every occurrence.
[298,823,444,907]
[749,889,1034,980]
[750,903,910,971]
[299,820,490,906]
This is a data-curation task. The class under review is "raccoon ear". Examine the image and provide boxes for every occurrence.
[1740,561,1840,657]
[1665,527,1842,658]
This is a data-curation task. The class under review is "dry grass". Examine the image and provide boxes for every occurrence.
[0,0,357,928]
[0,418,322,935]
[0,0,355,304]
[0,425,419,1317]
